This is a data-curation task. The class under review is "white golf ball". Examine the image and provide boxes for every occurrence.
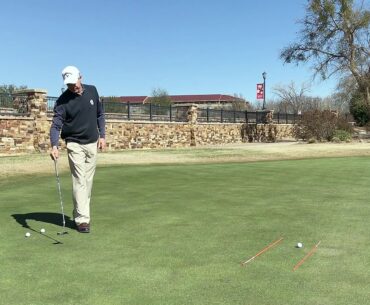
[297,242,303,248]
[25,232,31,237]
[40,228,46,234]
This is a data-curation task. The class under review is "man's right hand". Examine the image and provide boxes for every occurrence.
[50,146,59,160]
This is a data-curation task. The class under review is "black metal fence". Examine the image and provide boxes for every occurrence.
[0,94,29,116]
[103,101,300,123]
[102,101,189,122]
[47,96,57,113]
[272,112,300,124]
[2,93,352,126]
[46,96,300,124]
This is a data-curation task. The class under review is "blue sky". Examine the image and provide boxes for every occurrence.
[1,0,338,103]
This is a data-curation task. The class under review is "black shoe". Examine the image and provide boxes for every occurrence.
[77,223,90,233]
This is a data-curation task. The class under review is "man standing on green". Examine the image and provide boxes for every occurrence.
[50,66,106,233]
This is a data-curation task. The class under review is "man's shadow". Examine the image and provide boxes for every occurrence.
[11,212,76,229]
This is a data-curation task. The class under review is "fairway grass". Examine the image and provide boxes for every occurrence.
[3,141,370,179]
[1,157,370,304]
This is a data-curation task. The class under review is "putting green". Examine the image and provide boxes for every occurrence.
[1,157,370,305]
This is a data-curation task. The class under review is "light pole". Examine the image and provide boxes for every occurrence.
[262,71,267,110]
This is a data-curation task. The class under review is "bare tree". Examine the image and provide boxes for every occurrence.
[331,75,357,111]
[272,82,311,113]
[0,84,27,94]
[231,93,250,111]
[149,88,172,106]
[281,0,370,103]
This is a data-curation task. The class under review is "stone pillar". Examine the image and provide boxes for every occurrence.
[186,104,198,147]
[257,109,273,124]
[265,110,273,123]
[14,89,49,152]
[187,104,198,124]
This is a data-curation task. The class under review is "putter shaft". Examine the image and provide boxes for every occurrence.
[54,159,67,234]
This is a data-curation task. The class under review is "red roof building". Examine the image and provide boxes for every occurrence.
[113,94,247,109]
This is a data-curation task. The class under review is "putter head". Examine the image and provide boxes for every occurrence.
[57,231,68,235]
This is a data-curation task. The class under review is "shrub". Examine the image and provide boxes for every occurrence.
[331,137,341,143]
[333,130,352,142]
[293,110,337,141]
[293,110,353,142]
[336,115,354,133]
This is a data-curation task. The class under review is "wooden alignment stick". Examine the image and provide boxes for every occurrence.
[293,241,321,272]
[241,237,284,266]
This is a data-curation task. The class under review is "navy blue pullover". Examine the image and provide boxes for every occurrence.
[50,84,105,147]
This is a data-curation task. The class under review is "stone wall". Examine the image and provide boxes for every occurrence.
[0,117,35,152]
[242,123,294,143]
[0,89,295,154]
[0,89,50,153]
[106,121,193,149]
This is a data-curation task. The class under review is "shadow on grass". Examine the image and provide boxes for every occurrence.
[11,212,75,229]
[10,212,74,245]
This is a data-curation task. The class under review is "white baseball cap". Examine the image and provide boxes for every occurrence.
[62,66,80,85]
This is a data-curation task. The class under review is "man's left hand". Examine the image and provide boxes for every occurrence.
[98,138,106,150]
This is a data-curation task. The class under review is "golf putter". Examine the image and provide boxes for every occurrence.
[53,159,68,235]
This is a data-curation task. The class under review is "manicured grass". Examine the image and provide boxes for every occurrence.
[1,157,370,305]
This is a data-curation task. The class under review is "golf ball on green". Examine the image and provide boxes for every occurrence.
[297,242,303,248]
[40,228,46,234]
[25,232,31,237]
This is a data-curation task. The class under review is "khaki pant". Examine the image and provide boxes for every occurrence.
[67,141,97,225]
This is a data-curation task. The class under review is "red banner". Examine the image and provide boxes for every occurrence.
[256,83,264,99]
